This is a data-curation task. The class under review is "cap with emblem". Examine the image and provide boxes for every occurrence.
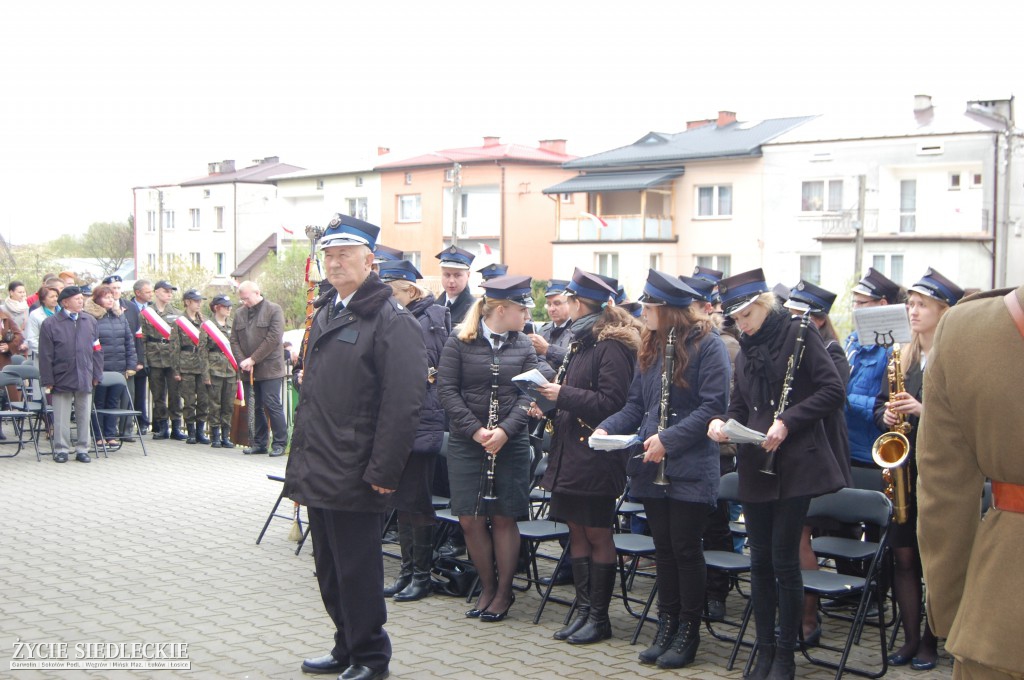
[851,267,900,303]
[209,295,233,311]
[718,268,770,316]
[693,265,724,284]
[679,275,715,303]
[544,279,569,297]
[908,267,964,307]
[378,260,422,283]
[319,213,380,250]
[638,269,700,308]
[482,274,535,308]
[373,243,403,265]
[435,245,475,270]
[183,289,206,302]
[57,285,83,303]
[784,280,836,314]
[154,280,177,292]
[476,263,508,281]
[565,268,616,303]
[101,274,123,284]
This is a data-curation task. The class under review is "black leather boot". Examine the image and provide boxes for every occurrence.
[567,562,616,644]
[383,523,413,597]
[394,525,434,602]
[744,642,775,680]
[186,423,197,444]
[171,420,188,441]
[152,419,169,440]
[210,427,222,448]
[767,645,795,680]
[195,421,211,444]
[553,557,591,641]
[638,612,679,664]
[221,430,234,448]
[656,618,701,669]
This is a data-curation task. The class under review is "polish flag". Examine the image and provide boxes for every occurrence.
[281,224,295,235]
[93,339,102,352]
[175,317,201,346]
[141,307,172,340]
[482,243,493,255]
[580,212,608,228]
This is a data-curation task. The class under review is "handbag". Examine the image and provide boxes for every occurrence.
[430,557,479,597]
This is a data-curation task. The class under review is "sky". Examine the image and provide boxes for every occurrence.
[1,0,1020,246]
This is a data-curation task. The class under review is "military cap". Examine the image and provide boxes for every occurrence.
[544,279,570,297]
[481,274,535,308]
[784,280,837,314]
[638,269,700,308]
[477,263,509,281]
[909,267,964,307]
[154,280,177,292]
[693,265,724,284]
[183,289,206,302]
[209,295,232,311]
[679,275,716,303]
[565,267,616,303]
[319,213,380,250]
[435,245,475,270]
[718,268,770,316]
[101,274,123,284]
[378,260,422,283]
[373,243,403,264]
[57,285,83,303]
[852,267,900,303]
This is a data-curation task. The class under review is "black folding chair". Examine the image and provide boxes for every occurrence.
[256,474,311,555]
[0,372,31,458]
[2,364,52,460]
[91,371,148,458]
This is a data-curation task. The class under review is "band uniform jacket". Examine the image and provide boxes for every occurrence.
[284,273,427,513]
[230,298,286,381]
[38,311,104,393]
[445,287,476,326]
[540,321,639,499]
[201,318,238,382]
[600,328,730,505]
[725,317,847,504]
[918,285,1024,676]
[172,311,207,378]
[141,304,180,369]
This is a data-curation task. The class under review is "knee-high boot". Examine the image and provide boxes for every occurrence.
[383,523,413,597]
[553,557,591,640]
[567,562,616,645]
[195,421,211,444]
[210,426,222,448]
[394,525,434,602]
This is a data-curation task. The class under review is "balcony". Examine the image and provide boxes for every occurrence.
[812,208,992,239]
[557,214,674,242]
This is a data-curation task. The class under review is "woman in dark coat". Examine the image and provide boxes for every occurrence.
[437,274,541,623]
[379,260,451,602]
[872,268,962,671]
[708,269,847,680]
[531,268,640,646]
[86,284,137,445]
[597,270,730,669]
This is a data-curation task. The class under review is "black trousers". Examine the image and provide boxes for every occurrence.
[643,497,711,624]
[308,507,390,671]
[250,378,287,448]
[130,369,149,426]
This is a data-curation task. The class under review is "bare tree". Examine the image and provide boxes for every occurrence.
[80,220,134,276]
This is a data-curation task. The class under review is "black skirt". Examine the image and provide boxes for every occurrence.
[549,491,617,529]
[447,430,530,518]
[388,452,438,517]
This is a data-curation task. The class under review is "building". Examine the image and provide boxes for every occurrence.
[374,137,579,281]
[133,156,303,282]
[543,112,814,298]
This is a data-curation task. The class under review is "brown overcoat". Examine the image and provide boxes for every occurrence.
[918,285,1024,677]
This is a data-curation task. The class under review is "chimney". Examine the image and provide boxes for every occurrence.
[377,146,391,156]
[686,119,715,130]
[208,160,235,175]
[717,111,737,127]
[483,136,501,147]
[538,139,567,155]
[262,156,279,165]
[914,94,934,125]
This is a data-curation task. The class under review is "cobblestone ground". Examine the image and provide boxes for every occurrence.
[0,436,952,679]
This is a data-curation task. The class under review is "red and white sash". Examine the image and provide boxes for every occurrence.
[141,306,172,340]
[201,319,244,403]
[175,316,201,345]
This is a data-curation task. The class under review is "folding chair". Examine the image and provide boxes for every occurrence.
[256,474,310,555]
[0,372,31,457]
[703,472,753,656]
[518,518,573,623]
[91,371,148,458]
[2,364,52,460]
[9,355,25,365]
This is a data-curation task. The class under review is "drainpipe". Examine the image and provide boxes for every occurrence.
[499,162,506,263]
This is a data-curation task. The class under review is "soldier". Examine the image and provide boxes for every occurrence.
[143,280,186,441]
[201,295,239,449]
[173,289,211,445]
[435,245,476,325]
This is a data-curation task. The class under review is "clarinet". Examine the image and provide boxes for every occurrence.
[481,361,501,501]
[530,341,578,440]
[762,311,811,475]
[653,327,676,486]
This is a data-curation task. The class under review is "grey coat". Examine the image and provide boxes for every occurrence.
[38,311,104,393]
[231,298,286,381]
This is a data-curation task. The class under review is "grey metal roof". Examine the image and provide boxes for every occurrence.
[564,116,817,169]
[542,169,684,194]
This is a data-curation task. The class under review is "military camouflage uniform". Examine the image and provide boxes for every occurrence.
[201,317,238,430]
[172,311,209,426]
[143,303,182,423]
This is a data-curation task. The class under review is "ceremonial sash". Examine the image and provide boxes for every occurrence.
[175,316,201,345]
[201,319,244,403]
[93,338,102,352]
[141,306,172,340]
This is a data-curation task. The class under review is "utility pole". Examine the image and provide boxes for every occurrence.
[854,175,866,280]
[451,162,462,246]
[156,189,165,268]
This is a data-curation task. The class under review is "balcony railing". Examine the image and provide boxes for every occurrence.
[811,208,991,235]
[558,214,673,241]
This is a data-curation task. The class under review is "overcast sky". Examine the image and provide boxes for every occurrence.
[1,0,1019,245]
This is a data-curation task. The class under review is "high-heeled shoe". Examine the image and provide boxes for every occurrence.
[479,593,515,622]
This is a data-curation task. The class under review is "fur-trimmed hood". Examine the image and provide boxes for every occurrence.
[85,298,121,320]
[596,321,642,353]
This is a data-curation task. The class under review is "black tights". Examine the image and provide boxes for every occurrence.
[643,497,711,624]
[568,522,616,563]
[892,546,937,662]
[460,514,520,614]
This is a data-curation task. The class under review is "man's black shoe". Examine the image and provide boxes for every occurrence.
[54,452,68,463]
[269,444,286,457]
[340,665,389,680]
[300,653,346,675]
[243,446,268,455]
[76,452,91,463]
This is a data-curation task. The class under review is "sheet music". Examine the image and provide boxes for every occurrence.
[513,369,556,411]
[721,419,767,445]
[853,304,912,346]
[587,434,642,451]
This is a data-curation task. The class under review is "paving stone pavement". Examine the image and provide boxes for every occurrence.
[0,436,953,679]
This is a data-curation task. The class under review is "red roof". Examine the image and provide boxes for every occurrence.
[181,159,304,186]
[374,140,576,170]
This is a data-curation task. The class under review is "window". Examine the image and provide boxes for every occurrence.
[398,194,421,222]
[404,173,413,185]
[801,180,843,212]
[596,252,619,279]
[560,193,573,204]
[146,211,157,233]
[316,179,324,190]
[444,168,455,182]
[214,206,224,231]
[696,185,732,217]
[696,255,731,277]
[900,180,916,232]
[215,252,225,275]
[203,189,211,198]
[355,176,364,187]
[949,173,961,190]
[189,208,201,230]
[190,252,201,266]
[347,198,368,221]
[872,254,904,285]
[800,255,822,285]
[649,253,662,271]
[970,172,982,188]
[147,253,156,269]
[403,251,421,269]
[162,210,175,230]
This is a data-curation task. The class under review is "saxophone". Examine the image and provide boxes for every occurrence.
[653,327,676,486]
[872,344,912,524]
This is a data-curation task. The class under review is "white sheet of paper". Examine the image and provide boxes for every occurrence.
[587,434,642,451]
[852,304,912,346]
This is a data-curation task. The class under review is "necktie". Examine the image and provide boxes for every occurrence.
[446,299,453,309]
[332,301,345,319]
[492,334,505,349]
[70,313,78,321]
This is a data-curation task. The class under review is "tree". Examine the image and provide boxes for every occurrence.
[80,220,134,276]
[256,242,313,329]
[142,256,217,303]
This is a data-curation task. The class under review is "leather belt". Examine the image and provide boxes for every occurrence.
[180,345,197,351]
[146,338,170,344]
[992,481,1024,514]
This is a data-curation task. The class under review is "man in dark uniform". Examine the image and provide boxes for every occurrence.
[143,280,185,440]
[529,278,573,371]
[123,278,152,434]
[436,245,476,325]
[285,214,426,680]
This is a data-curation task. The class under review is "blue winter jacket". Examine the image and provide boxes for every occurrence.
[844,332,892,464]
